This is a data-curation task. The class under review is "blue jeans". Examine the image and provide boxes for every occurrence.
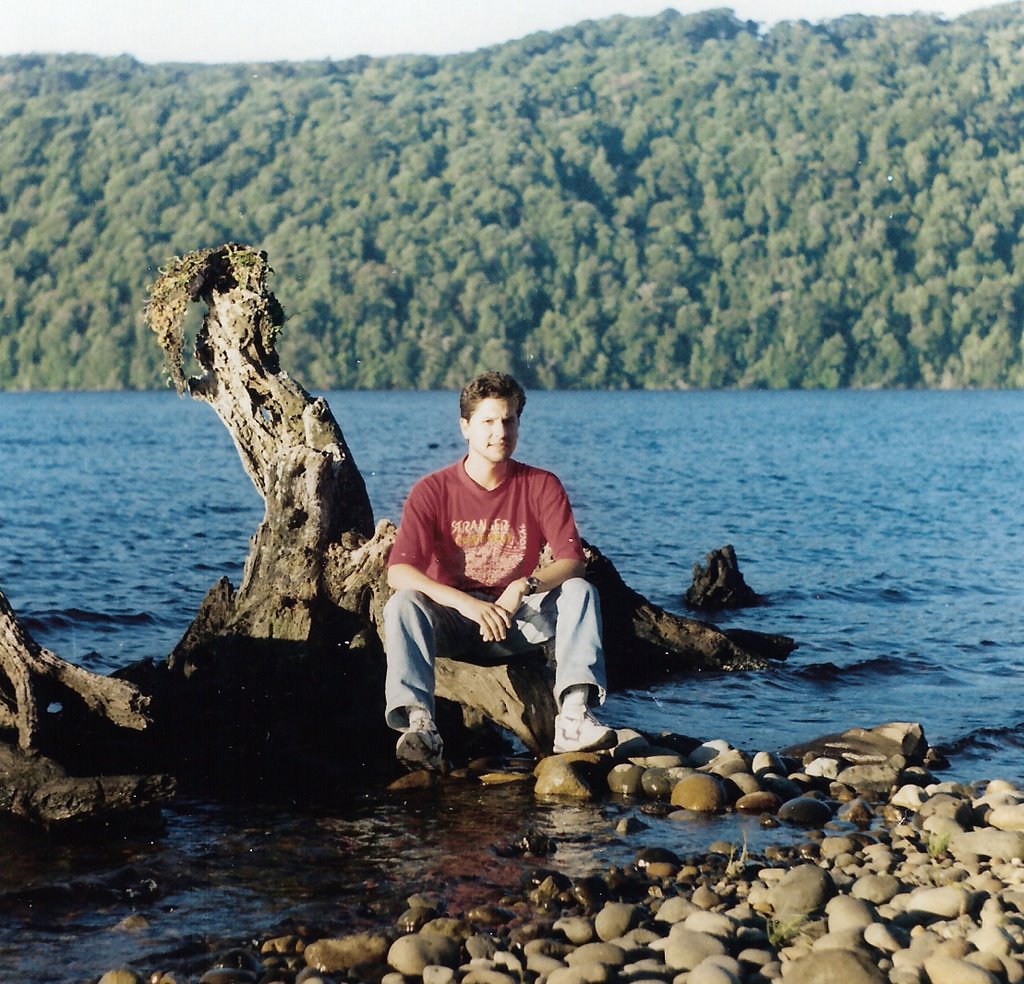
[383,577,607,730]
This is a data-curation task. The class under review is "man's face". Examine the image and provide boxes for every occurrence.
[460,397,520,465]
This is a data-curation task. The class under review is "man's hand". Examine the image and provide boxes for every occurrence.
[455,595,514,643]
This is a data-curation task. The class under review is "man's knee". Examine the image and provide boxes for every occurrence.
[384,589,432,625]
[557,577,600,609]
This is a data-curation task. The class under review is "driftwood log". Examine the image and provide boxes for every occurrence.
[0,243,796,822]
[0,589,173,825]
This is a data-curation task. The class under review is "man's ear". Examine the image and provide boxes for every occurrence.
[459,417,470,439]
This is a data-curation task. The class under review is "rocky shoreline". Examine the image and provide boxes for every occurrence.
[93,722,1024,984]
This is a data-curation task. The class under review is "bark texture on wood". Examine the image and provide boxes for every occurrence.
[0,589,150,753]
[685,544,761,611]
[147,245,375,663]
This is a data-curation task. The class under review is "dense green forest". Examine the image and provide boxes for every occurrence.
[2,4,1023,390]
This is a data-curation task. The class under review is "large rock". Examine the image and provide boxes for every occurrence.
[781,722,927,776]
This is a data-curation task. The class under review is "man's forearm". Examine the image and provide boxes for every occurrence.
[387,563,472,610]
[528,558,586,594]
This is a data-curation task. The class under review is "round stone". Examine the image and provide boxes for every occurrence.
[534,758,594,799]
[554,915,595,945]
[388,934,462,975]
[851,873,902,904]
[778,796,833,826]
[595,902,638,942]
[736,790,782,815]
[564,941,628,968]
[607,764,645,796]
[663,927,727,971]
[670,774,728,813]
[768,864,835,917]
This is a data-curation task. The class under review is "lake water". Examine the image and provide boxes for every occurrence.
[1,389,1022,981]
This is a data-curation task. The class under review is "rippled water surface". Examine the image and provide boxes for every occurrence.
[1,389,1023,980]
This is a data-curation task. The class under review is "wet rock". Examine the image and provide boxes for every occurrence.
[615,815,647,835]
[778,796,833,826]
[670,774,728,813]
[689,739,735,767]
[398,903,439,933]
[704,750,752,779]
[760,773,804,800]
[534,757,595,799]
[781,722,927,770]
[735,790,782,814]
[572,875,610,912]
[752,751,787,775]
[837,798,874,826]
[641,768,676,799]
[836,763,900,796]
[607,764,645,796]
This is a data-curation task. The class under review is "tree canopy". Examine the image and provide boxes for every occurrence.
[1,4,1022,390]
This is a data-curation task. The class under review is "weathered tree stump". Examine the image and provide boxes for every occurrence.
[0,243,797,821]
[685,544,762,611]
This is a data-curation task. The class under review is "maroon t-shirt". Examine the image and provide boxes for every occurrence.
[389,458,585,595]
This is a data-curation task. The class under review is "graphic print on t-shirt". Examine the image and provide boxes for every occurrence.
[451,517,528,587]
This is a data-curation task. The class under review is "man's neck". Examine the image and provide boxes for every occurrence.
[463,454,510,491]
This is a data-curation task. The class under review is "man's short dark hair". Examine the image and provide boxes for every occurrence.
[460,372,526,420]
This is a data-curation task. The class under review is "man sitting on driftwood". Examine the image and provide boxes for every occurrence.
[384,371,614,769]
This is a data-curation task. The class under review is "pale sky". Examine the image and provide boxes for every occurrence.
[2,0,1009,64]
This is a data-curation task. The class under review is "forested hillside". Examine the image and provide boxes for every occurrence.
[2,4,1023,390]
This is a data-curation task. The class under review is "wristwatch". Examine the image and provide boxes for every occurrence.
[523,576,541,596]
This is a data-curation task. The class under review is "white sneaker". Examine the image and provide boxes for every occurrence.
[396,710,444,771]
[553,708,616,754]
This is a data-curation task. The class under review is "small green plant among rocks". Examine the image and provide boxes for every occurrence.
[766,913,807,950]
[927,830,952,858]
